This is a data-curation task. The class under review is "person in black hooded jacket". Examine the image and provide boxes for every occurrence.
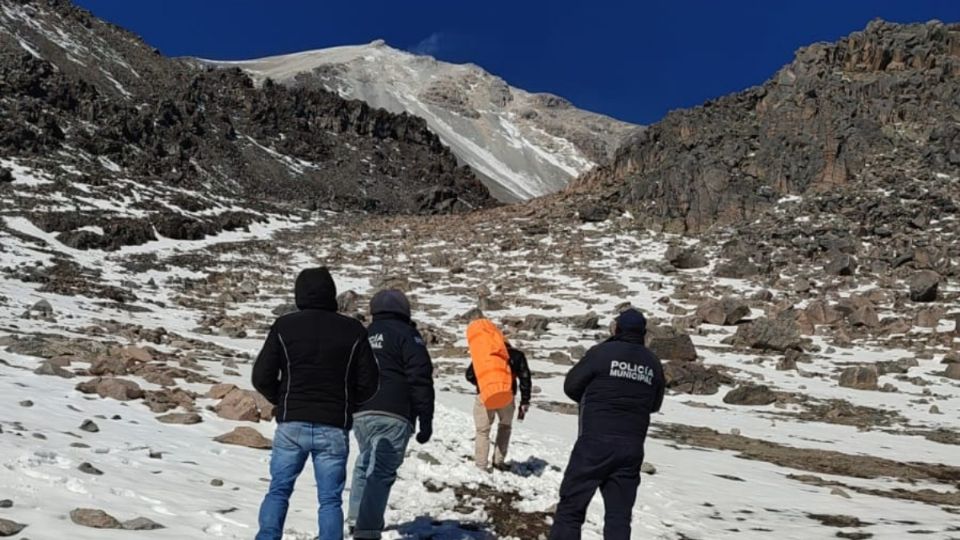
[348,289,434,539]
[548,308,665,540]
[252,267,380,540]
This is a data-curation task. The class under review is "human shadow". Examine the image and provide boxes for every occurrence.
[503,455,553,478]
[388,515,497,539]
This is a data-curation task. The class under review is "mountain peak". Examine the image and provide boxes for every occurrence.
[201,43,637,201]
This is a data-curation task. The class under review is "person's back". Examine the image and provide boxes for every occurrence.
[349,290,434,539]
[566,336,663,442]
[252,267,379,540]
[464,320,533,471]
[550,309,665,540]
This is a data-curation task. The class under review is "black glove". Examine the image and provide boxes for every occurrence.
[416,418,432,444]
[518,403,530,421]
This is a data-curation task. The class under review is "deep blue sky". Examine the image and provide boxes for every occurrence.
[75,1,960,125]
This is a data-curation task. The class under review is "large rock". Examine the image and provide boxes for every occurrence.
[732,317,804,352]
[723,384,779,406]
[945,363,960,380]
[89,357,132,376]
[571,312,600,330]
[577,204,610,223]
[214,427,272,449]
[665,246,708,269]
[824,254,858,276]
[663,361,732,395]
[119,346,153,363]
[206,383,238,400]
[123,517,165,530]
[0,518,26,536]
[70,508,122,529]
[847,305,880,328]
[803,301,844,326]
[839,366,879,390]
[523,314,550,333]
[34,361,75,378]
[156,412,202,425]
[337,290,360,313]
[713,255,761,279]
[696,297,750,326]
[79,378,144,401]
[215,389,261,422]
[909,271,940,302]
[647,330,698,362]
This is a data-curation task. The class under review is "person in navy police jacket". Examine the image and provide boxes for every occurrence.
[549,308,666,540]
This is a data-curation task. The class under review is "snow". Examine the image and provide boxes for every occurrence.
[0,213,957,539]
[200,42,635,203]
[0,158,55,186]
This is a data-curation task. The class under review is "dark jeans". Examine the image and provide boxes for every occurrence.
[549,436,645,540]
[348,414,413,539]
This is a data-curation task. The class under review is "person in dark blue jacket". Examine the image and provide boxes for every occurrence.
[348,289,434,539]
[549,308,665,540]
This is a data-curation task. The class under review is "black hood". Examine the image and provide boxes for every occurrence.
[295,267,338,311]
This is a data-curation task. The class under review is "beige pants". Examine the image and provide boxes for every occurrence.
[473,396,515,469]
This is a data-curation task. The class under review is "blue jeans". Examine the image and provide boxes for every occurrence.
[348,414,413,539]
[256,422,349,540]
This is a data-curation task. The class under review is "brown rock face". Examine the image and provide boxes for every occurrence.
[839,366,880,390]
[207,383,238,400]
[909,271,941,302]
[79,378,145,401]
[697,297,751,326]
[945,363,960,380]
[663,361,732,395]
[732,318,804,352]
[723,384,779,406]
[214,427,272,449]
[568,20,960,234]
[647,328,698,361]
[0,518,27,536]
[215,389,261,422]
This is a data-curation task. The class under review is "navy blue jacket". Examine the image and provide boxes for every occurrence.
[564,331,665,441]
[357,313,435,430]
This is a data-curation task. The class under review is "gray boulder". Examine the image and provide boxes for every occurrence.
[909,271,940,302]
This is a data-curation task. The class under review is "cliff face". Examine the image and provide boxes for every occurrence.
[573,20,960,233]
[0,0,491,241]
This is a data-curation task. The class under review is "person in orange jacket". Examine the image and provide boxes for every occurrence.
[465,338,532,470]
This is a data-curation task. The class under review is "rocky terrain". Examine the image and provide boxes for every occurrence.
[1,207,958,539]
[0,0,492,253]
[0,4,958,539]
[569,20,960,234]
[201,40,638,202]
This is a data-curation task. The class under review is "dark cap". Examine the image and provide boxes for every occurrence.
[616,308,647,335]
[370,289,411,319]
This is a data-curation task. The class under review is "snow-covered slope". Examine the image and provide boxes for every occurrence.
[201,41,639,202]
[2,199,959,538]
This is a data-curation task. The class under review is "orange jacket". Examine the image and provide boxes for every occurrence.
[466,319,514,410]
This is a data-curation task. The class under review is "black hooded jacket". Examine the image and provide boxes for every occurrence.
[357,312,435,429]
[465,345,532,405]
[564,330,665,441]
[252,268,380,429]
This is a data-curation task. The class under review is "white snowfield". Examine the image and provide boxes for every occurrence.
[200,41,638,202]
[1,209,958,540]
